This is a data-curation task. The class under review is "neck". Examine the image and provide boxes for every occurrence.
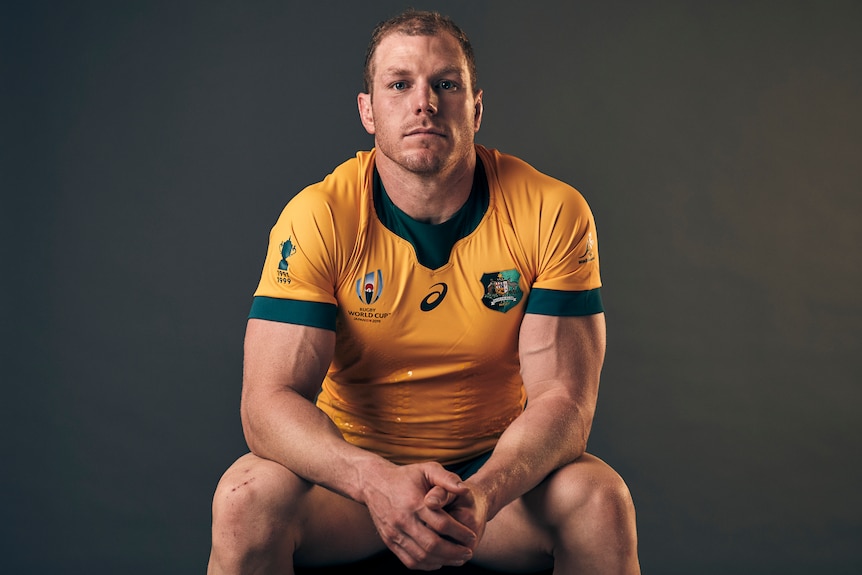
[375,150,476,224]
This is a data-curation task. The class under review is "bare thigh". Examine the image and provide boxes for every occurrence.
[216,453,387,567]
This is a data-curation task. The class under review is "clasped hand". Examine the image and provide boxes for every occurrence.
[362,461,487,570]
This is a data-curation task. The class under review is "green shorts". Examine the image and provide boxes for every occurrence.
[443,450,493,480]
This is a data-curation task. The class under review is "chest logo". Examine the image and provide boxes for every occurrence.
[356,270,384,305]
[420,282,448,312]
[481,270,523,313]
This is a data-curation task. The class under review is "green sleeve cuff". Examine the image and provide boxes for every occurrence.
[248,296,337,331]
[525,288,604,316]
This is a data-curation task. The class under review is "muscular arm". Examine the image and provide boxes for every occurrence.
[240,318,374,498]
[240,318,476,568]
[460,312,606,522]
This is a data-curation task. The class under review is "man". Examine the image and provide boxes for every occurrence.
[208,9,640,574]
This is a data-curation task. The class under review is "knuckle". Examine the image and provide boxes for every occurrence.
[390,532,405,546]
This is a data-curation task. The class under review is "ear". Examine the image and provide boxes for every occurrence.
[473,89,484,132]
[357,92,375,135]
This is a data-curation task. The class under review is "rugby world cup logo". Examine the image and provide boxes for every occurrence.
[356,270,384,305]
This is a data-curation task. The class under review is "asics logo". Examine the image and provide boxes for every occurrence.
[420,283,448,312]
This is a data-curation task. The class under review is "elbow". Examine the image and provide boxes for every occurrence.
[560,398,595,456]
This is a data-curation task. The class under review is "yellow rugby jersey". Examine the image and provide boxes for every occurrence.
[250,145,602,465]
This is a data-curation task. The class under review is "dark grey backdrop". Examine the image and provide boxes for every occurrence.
[3,1,860,573]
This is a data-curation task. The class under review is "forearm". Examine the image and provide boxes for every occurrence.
[242,386,394,503]
[468,313,605,520]
[467,388,593,520]
[240,319,396,503]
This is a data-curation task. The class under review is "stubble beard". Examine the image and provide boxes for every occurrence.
[398,149,446,175]
[378,133,473,178]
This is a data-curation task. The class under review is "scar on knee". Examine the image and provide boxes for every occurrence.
[231,477,256,492]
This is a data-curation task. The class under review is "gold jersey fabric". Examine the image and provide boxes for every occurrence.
[252,145,602,465]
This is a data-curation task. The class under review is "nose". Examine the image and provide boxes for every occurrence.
[413,81,438,115]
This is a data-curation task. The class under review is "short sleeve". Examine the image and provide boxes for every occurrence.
[249,188,343,328]
[531,184,602,293]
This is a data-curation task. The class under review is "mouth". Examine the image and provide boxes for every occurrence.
[405,127,446,138]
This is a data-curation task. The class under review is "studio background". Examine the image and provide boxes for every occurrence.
[3,1,860,573]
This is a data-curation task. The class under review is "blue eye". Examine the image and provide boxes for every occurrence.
[439,80,456,90]
[392,81,407,90]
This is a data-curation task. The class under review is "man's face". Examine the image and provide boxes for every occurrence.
[358,31,483,176]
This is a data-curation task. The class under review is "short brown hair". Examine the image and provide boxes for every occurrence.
[363,9,479,95]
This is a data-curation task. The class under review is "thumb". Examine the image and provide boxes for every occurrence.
[425,485,456,508]
[425,464,469,495]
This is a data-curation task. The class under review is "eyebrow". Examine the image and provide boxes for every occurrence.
[380,66,465,79]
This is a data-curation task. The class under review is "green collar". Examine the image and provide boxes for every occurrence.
[373,157,489,270]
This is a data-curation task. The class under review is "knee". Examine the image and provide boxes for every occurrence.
[544,455,637,532]
[583,462,635,523]
[210,454,306,561]
[534,456,639,571]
